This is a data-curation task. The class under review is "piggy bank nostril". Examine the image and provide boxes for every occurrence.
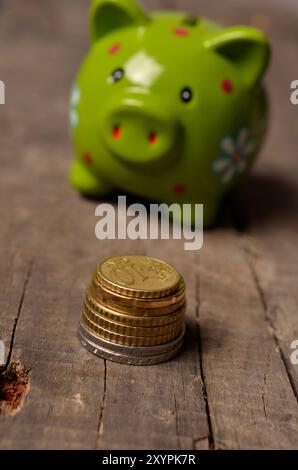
[112,124,122,139]
[148,132,158,145]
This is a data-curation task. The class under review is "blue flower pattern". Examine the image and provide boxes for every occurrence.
[212,127,256,184]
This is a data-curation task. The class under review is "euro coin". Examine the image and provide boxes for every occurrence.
[90,279,185,315]
[78,321,185,360]
[83,302,184,337]
[81,311,184,347]
[84,292,185,327]
[80,337,183,366]
[96,255,181,298]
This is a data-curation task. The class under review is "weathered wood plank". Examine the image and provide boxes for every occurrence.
[0,0,210,449]
[0,253,107,449]
[146,1,298,450]
[0,251,32,366]
[97,241,210,450]
[0,0,105,449]
[199,229,298,449]
[232,16,298,397]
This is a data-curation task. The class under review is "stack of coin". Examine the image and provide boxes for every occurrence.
[78,255,186,365]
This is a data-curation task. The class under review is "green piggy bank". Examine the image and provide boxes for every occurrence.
[69,0,270,225]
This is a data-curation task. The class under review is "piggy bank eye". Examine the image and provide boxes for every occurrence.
[180,87,193,103]
[110,68,124,83]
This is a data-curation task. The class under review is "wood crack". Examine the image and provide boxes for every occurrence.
[261,394,267,420]
[261,351,272,419]
[6,261,33,367]
[171,378,181,449]
[96,359,107,446]
[192,436,209,450]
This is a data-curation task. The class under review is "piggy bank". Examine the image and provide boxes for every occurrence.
[69,0,270,225]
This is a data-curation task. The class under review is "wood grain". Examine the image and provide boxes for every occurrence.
[199,229,298,449]
[233,33,298,398]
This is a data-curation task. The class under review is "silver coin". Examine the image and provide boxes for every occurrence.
[78,329,183,366]
[78,321,185,357]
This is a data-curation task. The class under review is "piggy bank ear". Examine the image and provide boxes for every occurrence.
[204,26,270,87]
[89,0,150,42]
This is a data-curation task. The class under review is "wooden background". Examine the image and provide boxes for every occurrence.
[0,0,298,449]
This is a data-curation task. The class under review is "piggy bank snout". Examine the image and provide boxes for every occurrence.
[100,99,178,165]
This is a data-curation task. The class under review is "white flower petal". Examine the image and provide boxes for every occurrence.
[71,86,81,106]
[212,157,232,173]
[70,110,79,128]
[221,136,235,155]
[222,166,235,184]
[242,139,256,156]
[237,127,249,148]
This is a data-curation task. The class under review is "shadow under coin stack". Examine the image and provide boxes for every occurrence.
[78,255,186,365]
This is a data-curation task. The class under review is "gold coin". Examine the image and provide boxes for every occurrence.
[81,312,184,347]
[79,255,187,365]
[90,279,185,315]
[85,291,186,327]
[96,255,181,298]
[83,303,184,337]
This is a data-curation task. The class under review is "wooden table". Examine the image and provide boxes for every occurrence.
[0,0,297,450]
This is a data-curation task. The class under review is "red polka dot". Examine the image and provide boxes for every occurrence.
[173,183,186,194]
[173,28,189,37]
[83,153,92,165]
[148,132,158,145]
[109,43,121,55]
[221,79,234,94]
[112,125,122,139]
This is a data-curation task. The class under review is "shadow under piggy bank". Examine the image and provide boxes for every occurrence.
[80,171,298,234]
[226,173,298,232]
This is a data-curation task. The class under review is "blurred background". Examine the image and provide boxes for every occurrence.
[0,0,297,231]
